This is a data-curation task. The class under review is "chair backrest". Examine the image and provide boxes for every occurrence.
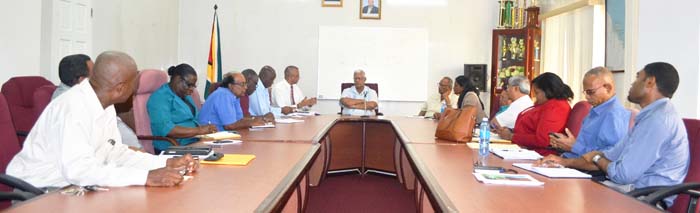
[565,101,592,137]
[32,84,57,117]
[668,119,700,213]
[1,76,54,137]
[133,70,169,154]
[339,83,379,114]
[240,95,251,117]
[627,108,639,131]
[192,89,203,109]
[0,93,21,209]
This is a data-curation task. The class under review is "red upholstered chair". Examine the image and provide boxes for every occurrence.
[0,94,43,209]
[565,101,592,137]
[627,108,640,131]
[32,85,57,118]
[1,76,54,144]
[339,83,381,115]
[133,70,178,154]
[240,95,251,117]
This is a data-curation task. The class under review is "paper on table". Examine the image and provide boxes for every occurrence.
[466,143,520,150]
[513,163,592,178]
[471,133,511,143]
[196,131,241,140]
[203,140,242,145]
[491,148,542,160]
[200,154,256,166]
[251,123,275,128]
[473,172,544,186]
[276,118,305,124]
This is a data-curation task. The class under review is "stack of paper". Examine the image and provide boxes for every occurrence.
[491,148,542,160]
[276,118,305,124]
[471,133,511,143]
[200,154,256,166]
[251,123,276,129]
[513,163,592,178]
[473,172,544,186]
[196,131,241,140]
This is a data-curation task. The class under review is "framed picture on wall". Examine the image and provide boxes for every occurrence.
[360,0,381,20]
[322,0,342,7]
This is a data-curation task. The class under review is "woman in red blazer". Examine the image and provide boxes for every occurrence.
[496,73,573,156]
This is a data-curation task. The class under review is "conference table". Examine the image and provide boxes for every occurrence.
[5,115,659,213]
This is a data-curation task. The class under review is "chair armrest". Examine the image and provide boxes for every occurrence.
[137,135,179,146]
[643,182,700,206]
[627,186,671,198]
[0,191,36,202]
[0,175,44,195]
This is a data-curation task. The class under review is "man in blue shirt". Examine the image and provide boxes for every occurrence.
[249,66,294,117]
[537,62,689,207]
[198,72,264,131]
[550,67,631,158]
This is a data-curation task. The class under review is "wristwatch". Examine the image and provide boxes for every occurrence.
[592,154,603,164]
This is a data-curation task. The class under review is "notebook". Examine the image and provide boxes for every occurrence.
[197,131,241,140]
[491,148,543,160]
[513,163,592,179]
[200,154,256,166]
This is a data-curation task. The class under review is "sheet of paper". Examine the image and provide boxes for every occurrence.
[251,123,275,128]
[491,148,542,160]
[203,140,242,145]
[466,143,520,150]
[196,131,241,140]
[275,118,305,124]
[472,172,544,186]
[513,163,592,178]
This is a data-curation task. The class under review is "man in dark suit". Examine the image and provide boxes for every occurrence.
[362,0,379,14]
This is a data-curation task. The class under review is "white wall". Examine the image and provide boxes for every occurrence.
[178,0,497,116]
[0,1,44,83]
[637,0,700,118]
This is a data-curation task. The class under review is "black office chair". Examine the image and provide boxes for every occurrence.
[0,174,44,202]
[339,83,382,116]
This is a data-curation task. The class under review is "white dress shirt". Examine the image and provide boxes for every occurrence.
[340,86,378,116]
[495,95,534,129]
[271,80,306,108]
[7,80,167,188]
[420,93,459,117]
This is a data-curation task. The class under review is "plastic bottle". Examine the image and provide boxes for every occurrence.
[478,117,490,165]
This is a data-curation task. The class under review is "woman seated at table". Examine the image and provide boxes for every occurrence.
[495,73,573,156]
[453,75,486,122]
[148,63,217,153]
[198,72,265,131]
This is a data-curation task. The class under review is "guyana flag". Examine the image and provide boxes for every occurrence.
[205,5,222,99]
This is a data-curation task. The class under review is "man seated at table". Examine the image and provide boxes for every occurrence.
[418,76,458,119]
[340,70,378,116]
[549,67,631,158]
[52,54,93,99]
[7,51,196,189]
[198,72,265,131]
[271,65,317,110]
[148,64,218,154]
[536,62,689,208]
[241,68,274,123]
[490,76,533,129]
[249,66,294,117]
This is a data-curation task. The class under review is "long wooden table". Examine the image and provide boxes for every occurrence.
[5,115,660,212]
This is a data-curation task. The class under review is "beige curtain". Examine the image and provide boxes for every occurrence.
[540,5,605,105]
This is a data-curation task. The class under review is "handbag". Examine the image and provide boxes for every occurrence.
[435,106,477,142]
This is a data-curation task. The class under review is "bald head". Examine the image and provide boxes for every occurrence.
[92,51,138,88]
[89,51,139,108]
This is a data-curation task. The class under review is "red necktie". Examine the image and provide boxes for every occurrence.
[290,85,296,105]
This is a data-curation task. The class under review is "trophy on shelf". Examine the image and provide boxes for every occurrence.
[501,39,509,60]
[518,38,525,61]
[534,40,540,61]
[498,1,506,28]
[509,37,519,60]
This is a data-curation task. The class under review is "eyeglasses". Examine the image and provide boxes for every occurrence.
[233,82,247,87]
[583,86,603,96]
[181,80,197,89]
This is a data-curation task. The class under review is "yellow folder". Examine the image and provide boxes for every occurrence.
[200,154,256,166]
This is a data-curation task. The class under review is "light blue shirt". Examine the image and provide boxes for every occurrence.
[147,83,200,151]
[198,87,244,131]
[602,98,689,206]
[340,86,378,116]
[563,96,631,158]
[248,82,282,117]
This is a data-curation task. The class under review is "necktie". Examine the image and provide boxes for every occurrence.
[290,85,296,105]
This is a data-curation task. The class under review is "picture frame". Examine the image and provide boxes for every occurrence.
[359,0,381,20]
[322,0,342,7]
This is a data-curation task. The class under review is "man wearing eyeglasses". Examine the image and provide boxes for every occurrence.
[198,72,265,131]
[549,67,631,158]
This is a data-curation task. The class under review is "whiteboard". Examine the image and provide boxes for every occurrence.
[317,26,428,101]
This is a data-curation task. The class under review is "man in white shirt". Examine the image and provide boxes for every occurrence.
[340,70,378,116]
[418,76,459,118]
[7,51,195,188]
[491,76,533,129]
[271,65,317,109]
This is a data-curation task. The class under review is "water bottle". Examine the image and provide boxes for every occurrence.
[478,117,490,165]
[440,102,447,113]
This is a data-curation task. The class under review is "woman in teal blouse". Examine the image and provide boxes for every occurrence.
[147,64,217,153]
